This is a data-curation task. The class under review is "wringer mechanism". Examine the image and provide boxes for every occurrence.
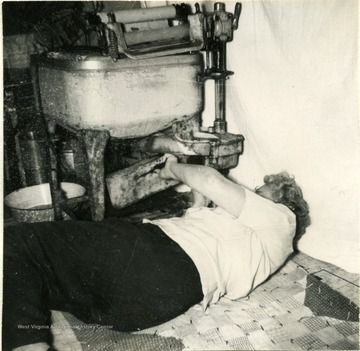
[33,2,244,221]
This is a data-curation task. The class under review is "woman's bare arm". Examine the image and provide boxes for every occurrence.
[159,155,245,217]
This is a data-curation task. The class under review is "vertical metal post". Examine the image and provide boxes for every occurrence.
[214,42,227,133]
[31,57,63,220]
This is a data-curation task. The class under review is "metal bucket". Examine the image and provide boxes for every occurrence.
[4,182,86,223]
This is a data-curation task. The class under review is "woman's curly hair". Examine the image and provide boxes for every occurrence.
[263,172,311,244]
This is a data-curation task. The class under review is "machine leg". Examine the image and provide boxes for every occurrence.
[47,127,64,221]
[80,130,110,221]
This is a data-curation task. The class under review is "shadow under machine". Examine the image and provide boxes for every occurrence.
[32,2,244,221]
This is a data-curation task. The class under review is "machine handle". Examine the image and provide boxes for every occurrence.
[232,3,242,30]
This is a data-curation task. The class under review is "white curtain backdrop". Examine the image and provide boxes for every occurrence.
[167,0,359,273]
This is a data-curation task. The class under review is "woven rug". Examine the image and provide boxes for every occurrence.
[51,310,184,351]
[52,258,359,350]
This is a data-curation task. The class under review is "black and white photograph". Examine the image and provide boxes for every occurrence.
[2,1,359,350]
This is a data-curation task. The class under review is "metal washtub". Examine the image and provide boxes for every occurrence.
[35,52,204,138]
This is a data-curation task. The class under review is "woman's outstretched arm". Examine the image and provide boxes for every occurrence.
[159,154,245,217]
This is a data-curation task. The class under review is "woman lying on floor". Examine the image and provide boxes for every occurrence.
[3,154,310,351]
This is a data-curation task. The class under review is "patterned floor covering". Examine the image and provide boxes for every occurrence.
[52,256,359,350]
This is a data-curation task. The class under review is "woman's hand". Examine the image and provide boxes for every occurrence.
[158,154,178,180]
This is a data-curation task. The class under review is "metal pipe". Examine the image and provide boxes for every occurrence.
[214,42,227,133]
[214,79,226,133]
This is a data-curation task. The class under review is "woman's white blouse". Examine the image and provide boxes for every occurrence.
[144,188,296,310]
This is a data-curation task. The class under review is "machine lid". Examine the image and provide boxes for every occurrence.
[33,50,203,71]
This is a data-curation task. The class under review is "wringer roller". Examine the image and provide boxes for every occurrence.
[32,2,244,221]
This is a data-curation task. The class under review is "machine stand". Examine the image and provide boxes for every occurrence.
[80,129,110,221]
